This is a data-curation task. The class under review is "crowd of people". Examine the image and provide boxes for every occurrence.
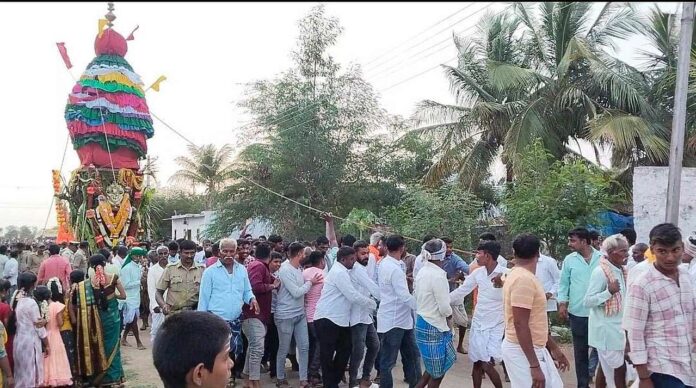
[0,217,693,388]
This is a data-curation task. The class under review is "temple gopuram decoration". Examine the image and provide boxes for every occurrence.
[54,3,156,248]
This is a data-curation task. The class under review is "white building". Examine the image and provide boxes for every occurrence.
[168,211,272,243]
[169,211,217,243]
[633,166,696,243]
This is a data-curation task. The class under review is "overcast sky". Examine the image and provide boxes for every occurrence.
[0,2,679,229]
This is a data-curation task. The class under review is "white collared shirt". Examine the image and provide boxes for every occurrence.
[350,263,380,326]
[377,255,416,333]
[314,261,376,327]
[535,254,561,311]
[147,263,166,312]
[450,263,507,330]
[497,255,508,268]
[414,261,452,331]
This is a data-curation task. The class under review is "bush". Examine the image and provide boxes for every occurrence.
[503,140,622,258]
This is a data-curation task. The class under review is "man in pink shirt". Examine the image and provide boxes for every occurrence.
[205,243,220,268]
[38,243,72,291]
[303,251,325,386]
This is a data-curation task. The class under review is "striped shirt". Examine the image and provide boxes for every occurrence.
[622,264,696,386]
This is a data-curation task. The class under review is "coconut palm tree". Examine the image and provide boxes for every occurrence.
[169,144,235,208]
[639,5,696,166]
[413,2,669,188]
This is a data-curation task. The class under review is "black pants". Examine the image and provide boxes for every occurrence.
[263,315,280,378]
[315,318,352,388]
[569,314,590,388]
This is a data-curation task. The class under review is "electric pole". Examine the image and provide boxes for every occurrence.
[666,1,694,224]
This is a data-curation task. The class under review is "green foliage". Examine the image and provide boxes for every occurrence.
[412,2,669,191]
[503,140,622,257]
[339,208,380,240]
[2,225,37,242]
[210,5,411,239]
[149,189,207,241]
[169,144,235,208]
[385,185,483,252]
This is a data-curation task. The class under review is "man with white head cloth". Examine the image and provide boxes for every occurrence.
[679,236,696,285]
[414,238,455,388]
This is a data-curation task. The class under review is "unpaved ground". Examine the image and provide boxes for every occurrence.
[123,327,579,387]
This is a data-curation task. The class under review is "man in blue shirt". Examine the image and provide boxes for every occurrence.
[441,237,470,355]
[558,228,602,388]
[198,238,259,383]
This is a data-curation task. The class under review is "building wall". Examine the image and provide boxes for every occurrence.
[170,212,272,243]
[633,167,696,243]
[171,215,207,243]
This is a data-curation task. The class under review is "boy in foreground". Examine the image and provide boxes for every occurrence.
[153,311,234,388]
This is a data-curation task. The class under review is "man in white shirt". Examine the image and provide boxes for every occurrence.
[414,239,455,387]
[450,240,507,388]
[376,235,421,388]
[148,245,169,341]
[348,241,381,388]
[478,232,509,268]
[3,250,19,297]
[193,245,206,266]
[0,246,8,281]
[314,247,376,388]
[535,254,561,313]
[626,243,648,270]
[113,245,127,267]
[680,237,696,284]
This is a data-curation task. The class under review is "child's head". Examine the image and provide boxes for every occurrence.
[0,279,10,299]
[47,278,64,302]
[70,270,85,285]
[33,285,51,303]
[153,311,233,388]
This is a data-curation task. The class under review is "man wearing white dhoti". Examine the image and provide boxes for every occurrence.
[502,234,569,388]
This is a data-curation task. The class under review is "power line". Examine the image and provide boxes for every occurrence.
[380,55,459,93]
[149,110,474,254]
[234,4,493,137]
[363,3,490,75]
[361,3,478,68]
[366,4,499,83]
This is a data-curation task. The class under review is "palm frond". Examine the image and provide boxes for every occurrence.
[513,2,550,67]
[442,65,497,104]
[486,60,547,92]
[586,3,641,50]
[588,111,670,163]
[455,139,499,188]
[412,100,470,127]
[504,97,561,172]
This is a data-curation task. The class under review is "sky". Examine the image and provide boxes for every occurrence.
[0,2,680,230]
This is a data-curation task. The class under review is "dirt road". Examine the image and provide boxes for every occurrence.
[123,328,579,388]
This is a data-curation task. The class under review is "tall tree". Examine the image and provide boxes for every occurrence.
[3,226,18,241]
[412,3,667,188]
[168,144,235,208]
[210,5,392,238]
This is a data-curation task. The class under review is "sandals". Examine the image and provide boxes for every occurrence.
[276,379,290,388]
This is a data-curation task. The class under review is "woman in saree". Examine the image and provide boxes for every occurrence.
[71,254,127,387]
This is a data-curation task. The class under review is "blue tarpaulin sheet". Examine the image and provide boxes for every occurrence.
[588,211,634,237]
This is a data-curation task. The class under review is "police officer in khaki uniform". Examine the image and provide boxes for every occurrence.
[155,239,205,316]
[72,241,89,272]
[28,244,48,274]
